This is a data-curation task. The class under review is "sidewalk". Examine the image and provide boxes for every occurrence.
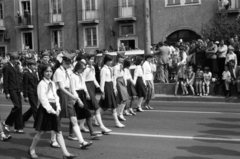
[152,94,240,103]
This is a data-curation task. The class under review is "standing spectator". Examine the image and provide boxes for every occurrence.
[233,35,240,62]
[155,42,169,83]
[178,47,187,67]
[2,52,24,134]
[225,46,237,69]
[217,40,228,77]
[206,41,219,76]
[195,40,206,68]
[119,43,126,51]
[235,65,240,98]
[38,51,50,80]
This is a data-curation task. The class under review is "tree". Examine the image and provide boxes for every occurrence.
[201,12,240,42]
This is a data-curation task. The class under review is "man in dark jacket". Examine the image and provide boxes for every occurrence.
[2,52,24,133]
[22,59,39,124]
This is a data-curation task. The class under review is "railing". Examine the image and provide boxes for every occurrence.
[47,13,63,23]
[117,6,136,18]
[16,15,33,26]
[80,9,98,21]
[218,0,240,11]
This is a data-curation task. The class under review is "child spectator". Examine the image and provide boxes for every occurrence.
[174,65,186,96]
[169,53,179,82]
[185,65,195,96]
[203,67,212,96]
[222,65,232,98]
[195,65,204,96]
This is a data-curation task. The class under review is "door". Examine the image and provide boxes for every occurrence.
[51,0,62,22]
[0,46,6,57]
[119,0,134,17]
[84,0,97,20]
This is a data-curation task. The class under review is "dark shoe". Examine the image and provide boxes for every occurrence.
[79,141,93,149]
[1,134,12,141]
[50,141,60,148]
[63,153,78,159]
[102,130,111,135]
[28,149,39,159]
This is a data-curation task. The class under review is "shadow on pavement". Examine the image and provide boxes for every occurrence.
[199,130,240,136]
[194,138,240,145]
[177,146,240,156]
[10,137,52,148]
[0,148,59,159]
[172,156,213,159]
[198,123,240,129]
[209,118,240,122]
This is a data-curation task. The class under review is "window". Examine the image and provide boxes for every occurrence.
[122,0,134,7]
[0,2,3,27]
[21,0,31,14]
[22,32,33,50]
[52,30,63,48]
[165,0,200,7]
[85,27,97,47]
[50,0,62,22]
[85,0,96,10]
[0,45,6,57]
[120,24,134,35]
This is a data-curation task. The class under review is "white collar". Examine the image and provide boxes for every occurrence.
[43,77,51,84]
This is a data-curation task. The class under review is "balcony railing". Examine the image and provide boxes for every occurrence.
[115,6,136,21]
[79,9,99,24]
[218,0,240,13]
[15,15,33,28]
[44,13,64,27]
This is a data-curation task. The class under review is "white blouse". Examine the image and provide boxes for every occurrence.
[53,66,72,90]
[222,71,231,80]
[100,65,113,92]
[133,65,146,85]
[142,61,153,81]
[70,73,88,98]
[37,78,61,114]
[113,63,125,88]
[124,68,133,81]
[82,65,100,88]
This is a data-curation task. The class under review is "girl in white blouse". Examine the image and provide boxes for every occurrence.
[123,59,137,115]
[83,54,112,134]
[99,55,125,128]
[133,56,147,112]
[29,64,77,159]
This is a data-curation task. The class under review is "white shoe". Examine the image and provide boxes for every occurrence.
[115,122,125,128]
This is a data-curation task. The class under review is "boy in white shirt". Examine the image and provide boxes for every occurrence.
[222,65,232,98]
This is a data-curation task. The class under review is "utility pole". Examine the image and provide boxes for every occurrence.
[144,0,151,55]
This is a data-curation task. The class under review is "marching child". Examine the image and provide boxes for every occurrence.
[29,64,77,159]
[202,67,212,96]
[195,65,204,96]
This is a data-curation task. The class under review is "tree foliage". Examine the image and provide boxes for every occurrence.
[201,12,240,42]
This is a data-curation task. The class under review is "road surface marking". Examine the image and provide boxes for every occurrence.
[111,132,240,142]
[1,104,240,115]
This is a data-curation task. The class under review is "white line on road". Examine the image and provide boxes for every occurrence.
[111,132,240,142]
[1,104,240,115]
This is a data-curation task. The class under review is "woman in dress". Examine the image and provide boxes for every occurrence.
[123,58,137,115]
[113,53,129,121]
[142,55,155,110]
[99,55,125,128]
[71,61,102,140]
[83,54,112,134]
[29,64,77,159]
[133,56,146,112]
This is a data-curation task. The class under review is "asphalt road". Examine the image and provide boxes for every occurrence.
[0,94,240,159]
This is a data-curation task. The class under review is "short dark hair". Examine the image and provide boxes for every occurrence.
[103,55,113,65]
[40,64,53,80]
[123,59,131,69]
[197,65,202,70]
[73,61,85,73]
[135,56,144,65]
[204,66,210,72]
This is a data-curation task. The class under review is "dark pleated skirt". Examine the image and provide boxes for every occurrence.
[34,103,61,132]
[86,81,100,110]
[126,79,137,97]
[74,90,92,120]
[135,77,146,98]
[116,77,129,104]
[99,82,117,111]
[57,89,72,118]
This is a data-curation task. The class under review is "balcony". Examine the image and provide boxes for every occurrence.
[0,19,5,30]
[114,6,136,22]
[78,10,99,24]
[44,13,64,27]
[15,15,33,29]
[218,0,240,14]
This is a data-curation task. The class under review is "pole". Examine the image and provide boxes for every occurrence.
[36,0,40,54]
[75,0,79,49]
[144,0,151,55]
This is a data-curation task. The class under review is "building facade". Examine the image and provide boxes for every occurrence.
[0,0,239,57]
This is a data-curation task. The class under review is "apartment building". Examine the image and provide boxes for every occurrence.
[0,0,239,57]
